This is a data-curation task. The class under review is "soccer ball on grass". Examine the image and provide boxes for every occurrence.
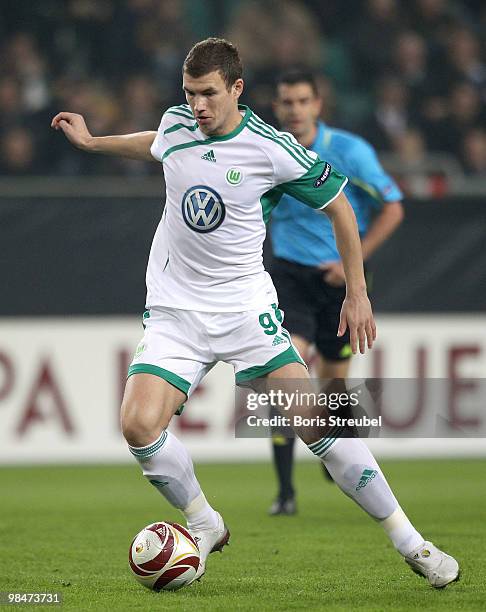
[129,522,200,591]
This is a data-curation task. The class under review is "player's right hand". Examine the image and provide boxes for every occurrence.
[338,292,376,355]
[51,112,93,150]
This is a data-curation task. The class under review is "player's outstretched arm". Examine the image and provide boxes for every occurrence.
[324,192,377,354]
[51,112,157,161]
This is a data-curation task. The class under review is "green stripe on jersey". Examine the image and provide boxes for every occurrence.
[164,122,199,135]
[172,104,192,112]
[250,115,316,167]
[260,187,284,224]
[279,162,348,210]
[162,106,252,161]
[247,120,312,170]
[260,163,348,222]
[166,109,195,120]
[248,117,313,168]
[162,138,209,161]
[167,104,193,116]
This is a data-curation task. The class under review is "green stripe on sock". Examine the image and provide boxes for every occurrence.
[129,431,168,459]
[316,433,342,457]
[308,427,340,452]
[308,428,345,457]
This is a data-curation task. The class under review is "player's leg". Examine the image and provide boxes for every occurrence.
[266,362,459,587]
[231,301,458,586]
[268,258,315,515]
[122,308,229,581]
[121,373,219,530]
[269,334,309,515]
[314,356,350,481]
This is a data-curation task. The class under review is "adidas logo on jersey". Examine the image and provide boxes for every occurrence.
[272,335,287,347]
[201,150,216,162]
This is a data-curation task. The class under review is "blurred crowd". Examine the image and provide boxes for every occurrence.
[1,0,485,180]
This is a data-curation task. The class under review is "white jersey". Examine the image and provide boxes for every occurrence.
[148,104,347,312]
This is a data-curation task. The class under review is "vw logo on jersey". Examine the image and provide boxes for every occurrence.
[181,185,226,233]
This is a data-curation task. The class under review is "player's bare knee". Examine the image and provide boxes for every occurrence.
[121,401,171,447]
[121,416,161,448]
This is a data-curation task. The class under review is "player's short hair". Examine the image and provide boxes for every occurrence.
[183,38,243,90]
[275,70,319,98]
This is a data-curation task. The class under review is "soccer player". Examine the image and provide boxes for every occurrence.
[51,38,458,587]
[268,70,404,516]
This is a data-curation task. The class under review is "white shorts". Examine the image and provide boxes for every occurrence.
[128,304,305,398]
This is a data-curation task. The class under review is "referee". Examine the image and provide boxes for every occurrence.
[268,70,404,515]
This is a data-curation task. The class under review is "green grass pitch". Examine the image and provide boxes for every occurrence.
[1,458,485,611]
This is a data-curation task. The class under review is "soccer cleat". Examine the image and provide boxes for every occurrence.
[188,512,230,583]
[405,540,459,588]
[268,498,297,516]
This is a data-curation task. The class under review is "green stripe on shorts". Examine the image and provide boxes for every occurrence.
[235,345,306,384]
[127,363,191,395]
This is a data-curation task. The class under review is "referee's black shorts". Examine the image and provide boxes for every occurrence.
[271,256,353,361]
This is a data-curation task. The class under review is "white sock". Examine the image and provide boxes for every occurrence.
[381,507,425,556]
[183,492,219,531]
[128,430,218,530]
[308,436,424,555]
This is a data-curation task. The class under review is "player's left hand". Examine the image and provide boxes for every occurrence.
[318,261,346,287]
[338,293,376,354]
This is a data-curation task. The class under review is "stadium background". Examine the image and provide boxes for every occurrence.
[1,2,486,609]
[1,0,485,463]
